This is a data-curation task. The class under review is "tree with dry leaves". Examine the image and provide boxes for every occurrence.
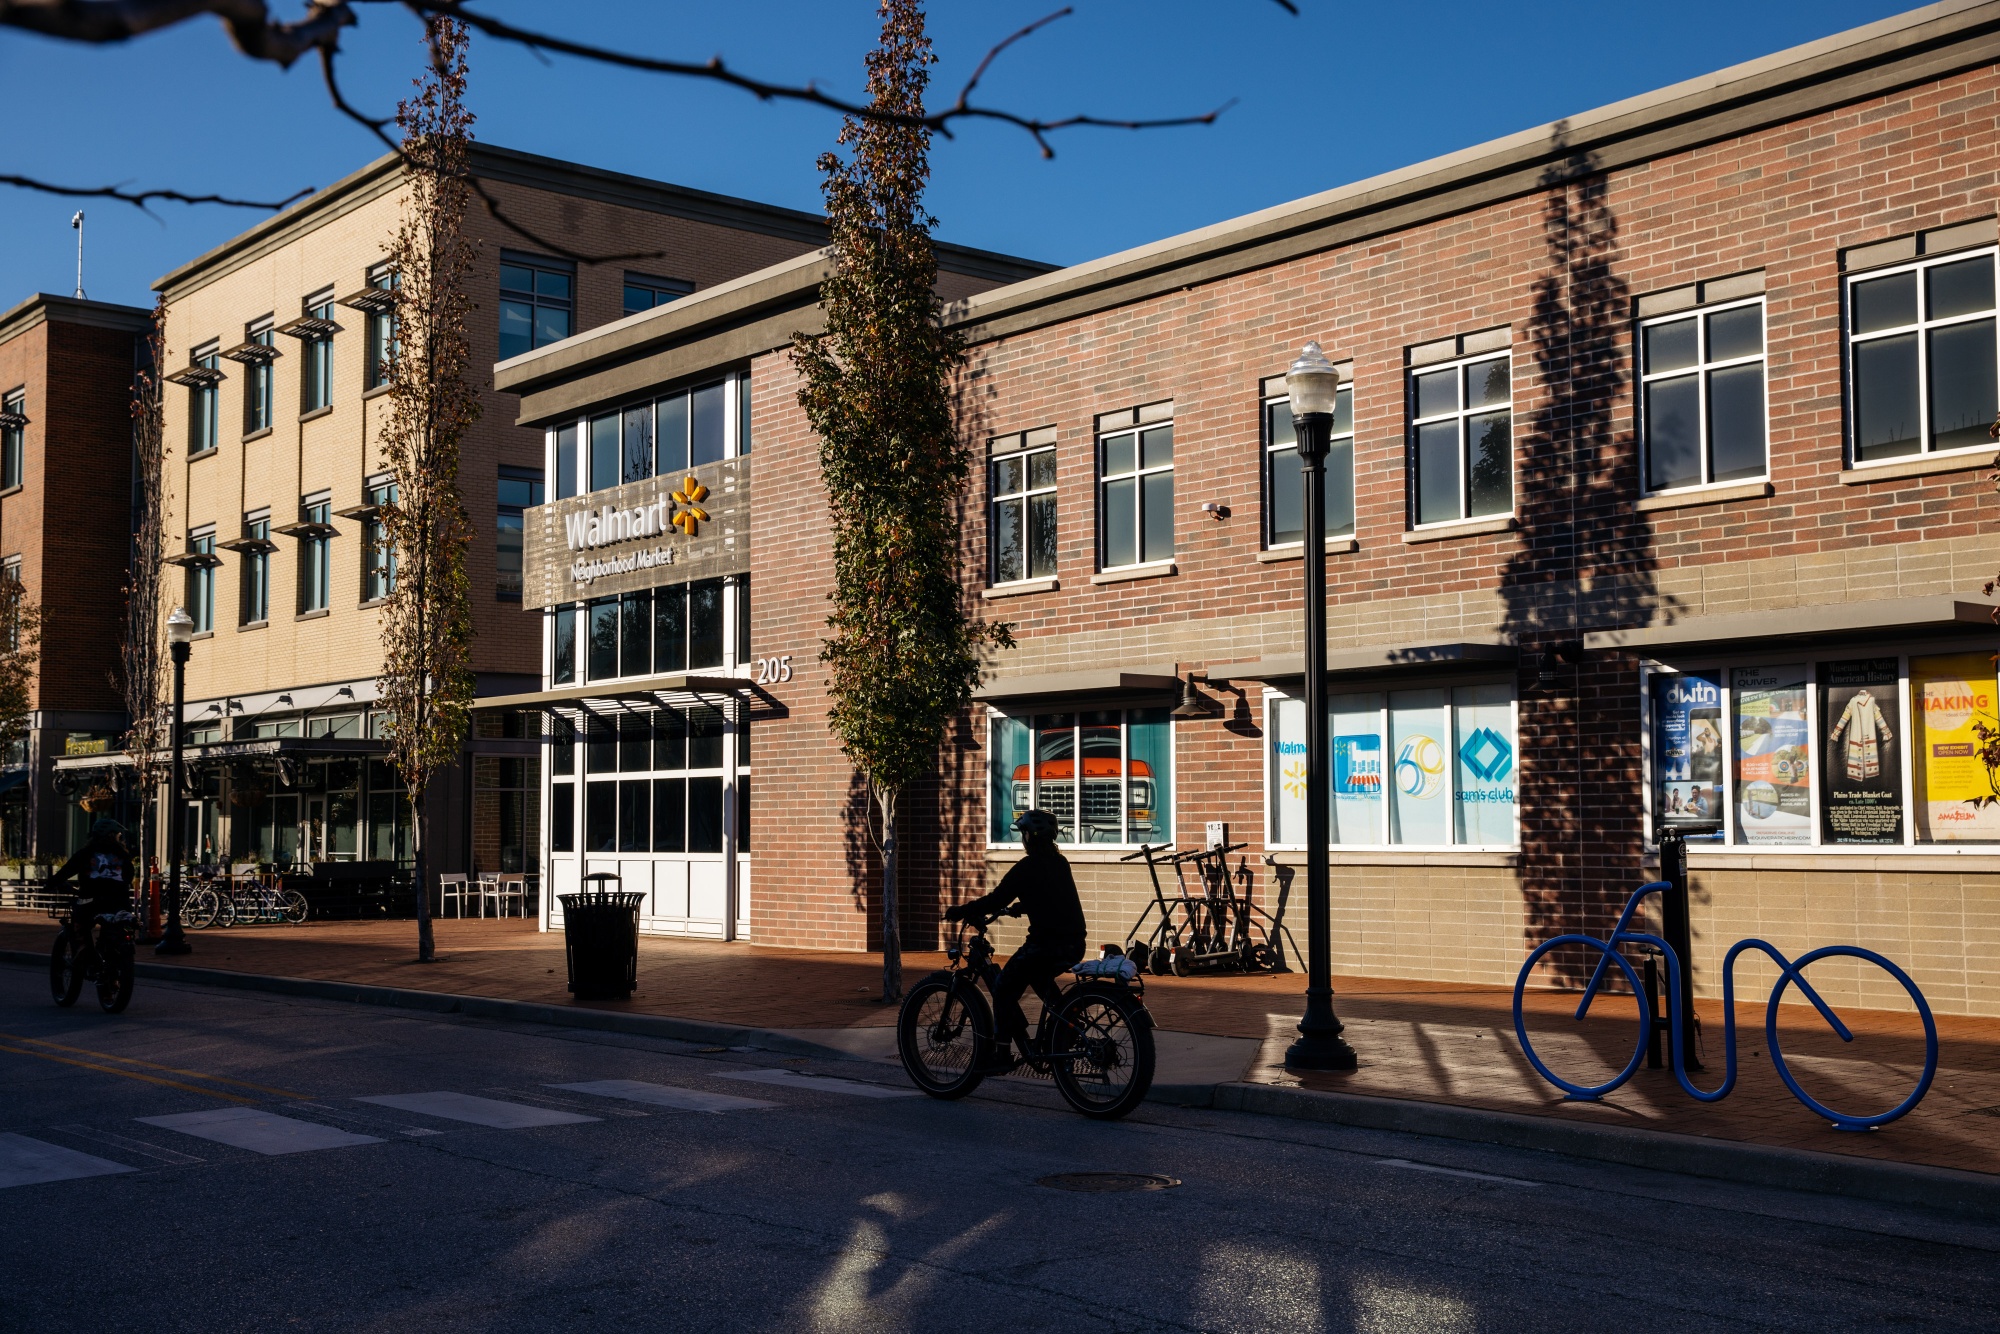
[793,0,1011,1002]
[120,299,171,880]
[376,15,479,964]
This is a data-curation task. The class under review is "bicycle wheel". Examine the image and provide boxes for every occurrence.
[1512,934,1650,1101]
[280,889,309,925]
[897,976,993,1099]
[181,887,215,930]
[96,931,134,1014]
[1766,945,1939,1131]
[1049,988,1155,1120]
[48,929,84,1007]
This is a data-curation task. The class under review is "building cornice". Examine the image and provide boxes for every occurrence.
[0,293,153,349]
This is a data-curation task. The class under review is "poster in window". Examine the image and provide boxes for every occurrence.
[1452,683,1516,846]
[1732,665,1810,844]
[1652,671,1723,836]
[1912,652,2000,843]
[1819,658,1903,845]
[1388,689,1450,845]
[1331,692,1384,844]
[1269,698,1307,846]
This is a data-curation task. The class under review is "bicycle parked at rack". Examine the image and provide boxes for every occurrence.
[897,909,1157,1119]
[183,865,306,929]
[1513,879,1939,1130]
[49,897,136,1014]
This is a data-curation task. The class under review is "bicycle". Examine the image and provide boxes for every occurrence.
[1513,880,1939,1131]
[898,910,1158,1119]
[49,897,136,1014]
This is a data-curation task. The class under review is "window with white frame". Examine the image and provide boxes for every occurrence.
[1648,650,2000,848]
[1641,299,1767,491]
[1409,350,1511,526]
[579,705,728,855]
[989,709,1172,846]
[1266,683,1518,848]
[989,427,1057,584]
[571,373,749,498]
[1097,403,1174,569]
[1849,248,1998,463]
[1263,372,1354,546]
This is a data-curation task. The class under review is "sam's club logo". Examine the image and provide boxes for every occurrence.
[1459,727,1513,782]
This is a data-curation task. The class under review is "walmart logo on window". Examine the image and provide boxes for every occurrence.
[1459,727,1513,783]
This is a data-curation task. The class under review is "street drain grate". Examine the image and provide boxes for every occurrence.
[1036,1172,1180,1193]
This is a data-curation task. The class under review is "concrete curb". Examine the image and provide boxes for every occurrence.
[1204,1081,2000,1218]
[8,949,1993,1216]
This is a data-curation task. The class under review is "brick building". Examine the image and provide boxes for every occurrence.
[0,294,152,862]
[508,4,2000,1018]
[123,143,935,899]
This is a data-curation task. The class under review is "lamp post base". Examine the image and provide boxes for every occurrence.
[1285,1031,1358,1072]
[154,927,191,957]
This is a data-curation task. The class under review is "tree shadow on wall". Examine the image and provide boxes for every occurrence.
[1499,125,1681,986]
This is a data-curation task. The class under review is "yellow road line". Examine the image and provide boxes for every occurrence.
[0,1032,308,1100]
[0,1042,258,1105]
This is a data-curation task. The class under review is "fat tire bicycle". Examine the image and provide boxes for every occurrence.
[898,910,1158,1120]
[49,897,137,1014]
[1513,880,1939,1131]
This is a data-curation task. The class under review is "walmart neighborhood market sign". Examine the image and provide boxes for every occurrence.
[520,457,749,609]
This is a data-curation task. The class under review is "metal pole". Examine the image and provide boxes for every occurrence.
[155,641,191,956]
[1285,410,1356,1071]
[1657,827,1700,1069]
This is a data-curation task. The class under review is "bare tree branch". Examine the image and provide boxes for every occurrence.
[0,171,313,212]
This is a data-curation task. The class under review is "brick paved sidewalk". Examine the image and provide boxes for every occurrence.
[5,911,1994,1179]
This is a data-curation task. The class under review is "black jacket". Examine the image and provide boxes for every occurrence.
[50,835,135,904]
[958,845,1086,948]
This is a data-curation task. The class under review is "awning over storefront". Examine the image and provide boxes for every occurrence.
[1582,594,2000,653]
[972,667,1180,705]
[50,736,388,773]
[473,671,751,713]
[1215,639,1516,683]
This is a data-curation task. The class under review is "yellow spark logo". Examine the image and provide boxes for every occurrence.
[671,476,709,535]
[1282,760,1307,800]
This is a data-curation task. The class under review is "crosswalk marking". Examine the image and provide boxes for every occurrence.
[552,1079,779,1113]
[356,1092,599,1129]
[139,1107,383,1155]
[0,1132,135,1189]
[716,1069,919,1099]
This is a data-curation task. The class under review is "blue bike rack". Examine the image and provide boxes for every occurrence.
[1512,862,1939,1132]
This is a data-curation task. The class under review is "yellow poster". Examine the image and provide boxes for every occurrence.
[1912,652,2000,843]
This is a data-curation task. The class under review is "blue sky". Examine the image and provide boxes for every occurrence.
[0,0,1915,310]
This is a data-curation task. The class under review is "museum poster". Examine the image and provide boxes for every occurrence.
[1652,670,1724,836]
[1911,651,2000,843]
[1732,664,1811,844]
[1819,658,1903,845]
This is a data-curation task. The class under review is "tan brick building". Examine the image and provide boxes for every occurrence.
[136,143,884,906]
[504,3,2000,1019]
[0,294,152,862]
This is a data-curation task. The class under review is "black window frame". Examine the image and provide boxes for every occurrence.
[496,465,544,602]
[498,252,574,362]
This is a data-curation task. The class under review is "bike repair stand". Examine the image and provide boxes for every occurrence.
[1644,828,1703,1072]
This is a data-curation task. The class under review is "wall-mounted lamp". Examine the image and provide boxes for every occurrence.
[1170,672,1215,719]
[1201,501,1231,521]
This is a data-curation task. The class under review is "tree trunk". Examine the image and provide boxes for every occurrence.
[412,791,434,962]
[878,785,900,1002]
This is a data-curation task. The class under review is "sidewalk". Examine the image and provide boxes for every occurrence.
[5,911,1994,1183]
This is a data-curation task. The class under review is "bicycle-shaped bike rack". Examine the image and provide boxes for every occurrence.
[1119,840,1294,975]
[1513,834,1939,1131]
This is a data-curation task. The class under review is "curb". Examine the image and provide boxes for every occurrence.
[0,950,876,1064]
[1203,1081,2000,1218]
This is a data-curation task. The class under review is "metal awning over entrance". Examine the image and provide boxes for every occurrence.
[50,736,388,773]
[1216,639,1516,683]
[474,671,756,716]
[972,667,1180,706]
[1581,595,2000,653]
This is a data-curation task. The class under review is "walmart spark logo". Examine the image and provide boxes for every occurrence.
[1459,727,1513,783]
[1282,759,1308,800]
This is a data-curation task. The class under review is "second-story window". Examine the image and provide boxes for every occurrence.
[187,528,216,633]
[1097,403,1174,570]
[623,273,693,315]
[498,254,572,361]
[299,295,337,413]
[553,422,579,500]
[1641,299,1766,491]
[497,466,544,601]
[1849,249,1997,463]
[0,390,24,490]
[363,477,398,602]
[298,495,332,613]
[989,428,1057,584]
[1409,349,1511,526]
[239,511,270,625]
[189,344,221,454]
[364,264,399,391]
[242,322,275,434]
[1264,372,1355,547]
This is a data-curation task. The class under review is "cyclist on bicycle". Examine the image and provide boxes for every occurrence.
[943,809,1087,1072]
[48,818,136,933]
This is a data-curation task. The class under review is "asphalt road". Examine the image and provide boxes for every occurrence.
[2,960,1996,1334]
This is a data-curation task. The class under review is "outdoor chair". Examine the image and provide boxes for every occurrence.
[438,872,471,919]
[482,874,526,919]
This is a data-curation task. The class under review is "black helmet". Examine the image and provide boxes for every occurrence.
[1013,809,1058,841]
[89,818,127,840]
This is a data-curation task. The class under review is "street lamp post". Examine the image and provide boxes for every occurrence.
[1283,342,1357,1072]
[156,606,194,957]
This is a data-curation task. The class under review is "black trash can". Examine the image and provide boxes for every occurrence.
[559,876,644,1000]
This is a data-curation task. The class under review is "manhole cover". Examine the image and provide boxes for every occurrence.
[1036,1172,1180,1193]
